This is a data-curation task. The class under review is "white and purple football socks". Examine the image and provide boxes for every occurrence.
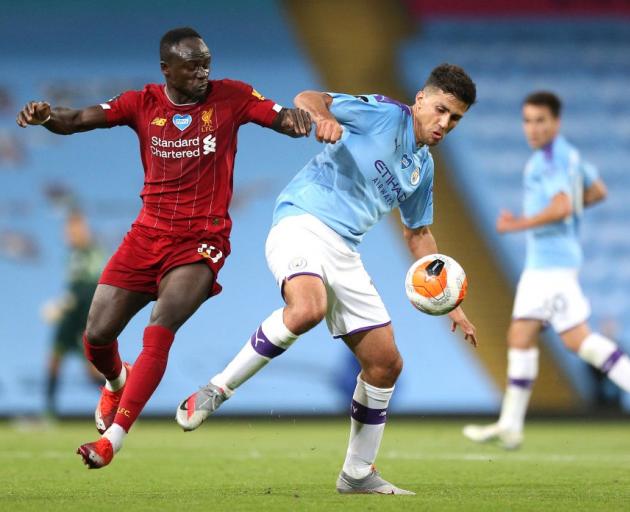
[497,347,539,433]
[497,335,630,434]
[210,308,298,393]
[578,333,630,392]
[342,375,394,479]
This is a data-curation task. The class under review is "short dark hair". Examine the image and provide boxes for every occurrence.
[424,63,477,107]
[160,27,202,61]
[523,91,562,118]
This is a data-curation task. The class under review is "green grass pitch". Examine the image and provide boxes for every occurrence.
[1,418,629,511]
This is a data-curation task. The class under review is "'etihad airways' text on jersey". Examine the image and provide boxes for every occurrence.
[273,93,434,248]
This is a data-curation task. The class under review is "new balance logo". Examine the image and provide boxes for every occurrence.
[203,134,216,155]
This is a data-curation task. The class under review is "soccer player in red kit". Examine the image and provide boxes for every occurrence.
[16,27,311,469]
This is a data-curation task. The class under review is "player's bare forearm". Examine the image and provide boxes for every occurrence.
[271,108,312,138]
[294,91,342,143]
[16,102,108,135]
[403,225,437,259]
[520,198,571,229]
[584,179,607,207]
[497,193,571,233]
[448,306,477,347]
[294,91,332,121]
[44,106,110,134]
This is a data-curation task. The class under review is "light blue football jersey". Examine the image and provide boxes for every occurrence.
[273,93,434,248]
[523,135,599,269]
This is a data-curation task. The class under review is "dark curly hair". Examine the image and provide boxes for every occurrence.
[424,63,477,107]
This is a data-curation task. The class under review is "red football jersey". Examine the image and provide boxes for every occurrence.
[101,80,281,234]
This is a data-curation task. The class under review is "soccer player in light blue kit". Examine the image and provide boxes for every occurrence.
[464,91,630,449]
[177,64,478,494]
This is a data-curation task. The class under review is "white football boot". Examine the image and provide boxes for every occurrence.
[336,468,415,495]
[462,422,523,450]
[176,383,230,431]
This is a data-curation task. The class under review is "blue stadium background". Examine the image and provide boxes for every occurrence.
[1,0,628,416]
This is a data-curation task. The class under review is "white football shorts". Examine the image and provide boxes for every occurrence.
[265,214,391,338]
[512,268,590,333]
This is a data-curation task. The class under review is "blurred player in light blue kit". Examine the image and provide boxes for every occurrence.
[464,91,630,449]
[177,64,478,494]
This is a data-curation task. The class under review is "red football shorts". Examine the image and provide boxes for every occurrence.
[99,224,230,297]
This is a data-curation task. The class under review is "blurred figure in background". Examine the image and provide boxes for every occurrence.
[464,91,630,450]
[42,209,104,418]
[588,317,624,411]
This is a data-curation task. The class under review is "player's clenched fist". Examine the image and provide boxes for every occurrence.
[16,101,51,127]
[315,117,343,144]
[276,108,312,138]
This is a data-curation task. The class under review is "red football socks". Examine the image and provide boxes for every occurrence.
[113,325,175,432]
[83,334,123,381]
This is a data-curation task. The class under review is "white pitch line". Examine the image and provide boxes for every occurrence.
[0,451,132,460]
[0,451,74,459]
[2,450,629,464]
[382,451,630,463]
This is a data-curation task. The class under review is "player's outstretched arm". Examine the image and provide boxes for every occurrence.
[403,225,477,346]
[271,108,312,138]
[16,101,109,135]
[584,179,607,207]
[496,192,572,233]
[294,91,343,143]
